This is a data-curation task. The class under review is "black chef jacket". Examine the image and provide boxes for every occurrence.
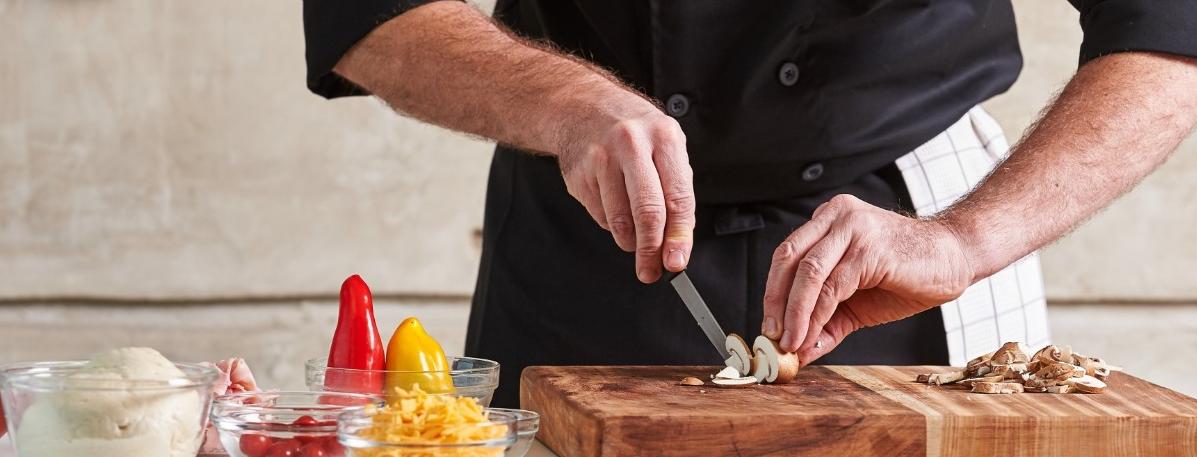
[303,1,1197,407]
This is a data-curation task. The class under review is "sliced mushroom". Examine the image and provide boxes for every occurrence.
[1068,375,1107,394]
[713,366,742,380]
[1045,385,1073,394]
[1032,345,1062,363]
[751,336,800,384]
[990,342,1027,365]
[927,371,965,386]
[711,376,759,388]
[960,374,1007,388]
[917,342,1114,396]
[724,333,755,377]
[972,382,1024,394]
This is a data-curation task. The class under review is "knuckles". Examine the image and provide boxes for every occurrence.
[632,202,666,224]
[663,193,696,217]
[796,255,826,281]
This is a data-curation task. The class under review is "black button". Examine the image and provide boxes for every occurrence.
[778,62,800,87]
[666,94,690,117]
[801,163,824,181]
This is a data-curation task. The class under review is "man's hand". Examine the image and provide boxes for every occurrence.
[558,104,694,283]
[761,53,1197,365]
[761,194,973,363]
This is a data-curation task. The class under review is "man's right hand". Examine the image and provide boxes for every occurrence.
[557,103,695,283]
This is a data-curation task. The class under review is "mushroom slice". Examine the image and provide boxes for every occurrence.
[711,376,759,388]
[972,382,1024,394]
[927,371,965,386]
[724,333,755,377]
[1035,361,1076,382]
[1032,345,1062,363]
[713,366,741,380]
[1068,375,1107,394]
[751,336,800,384]
[1045,385,1073,394]
[991,342,1028,365]
[960,374,1006,388]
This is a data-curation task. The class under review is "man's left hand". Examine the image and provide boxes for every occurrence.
[761,194,975,364]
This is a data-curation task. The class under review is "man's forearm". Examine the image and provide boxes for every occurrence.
[334,1,698,281]
[941,52,1197,282]
[333,1,653,156]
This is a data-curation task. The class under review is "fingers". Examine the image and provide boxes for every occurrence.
[780,228,850,352]
[797,256,861,355]
[761,196,848,340]
[623,154,667,284]
[652,128,695,273]
[598,165,635,252]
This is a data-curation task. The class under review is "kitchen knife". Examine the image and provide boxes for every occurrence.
[666,271,730,360]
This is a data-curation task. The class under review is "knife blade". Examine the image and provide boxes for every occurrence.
[667,271,730,360]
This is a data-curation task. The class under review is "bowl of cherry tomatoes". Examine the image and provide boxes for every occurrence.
[211,391,383,457]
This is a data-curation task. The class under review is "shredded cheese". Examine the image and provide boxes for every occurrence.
[354,384,508,457]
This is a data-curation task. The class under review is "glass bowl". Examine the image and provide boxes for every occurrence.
[337,408,526,457]
[0,360,220,457]
[305,357,500,406]
[486,409,538,456]
[210,390,384,457]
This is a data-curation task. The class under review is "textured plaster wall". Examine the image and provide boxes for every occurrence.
[0,1,1195,300]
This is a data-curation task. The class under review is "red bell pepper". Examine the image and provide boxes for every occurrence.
[324,275,386,393]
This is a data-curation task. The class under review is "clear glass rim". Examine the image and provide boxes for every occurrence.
[212,391,384,433]
[483,408,539,421]
[337,408,518,448]
[0,360,220,392]
[306,356,499,375]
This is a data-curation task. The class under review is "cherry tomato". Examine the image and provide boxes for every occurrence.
[294,434,319,445]
[265,439,304,457]
[292,415,319,426]
[239,434,275,457]
[299,441,329,457]
[323,437,346,457]
[320,437,344,454]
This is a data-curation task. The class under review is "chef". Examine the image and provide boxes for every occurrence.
[302,1,1197,407]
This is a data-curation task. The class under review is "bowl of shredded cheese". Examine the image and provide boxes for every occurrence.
[336,385,523,457]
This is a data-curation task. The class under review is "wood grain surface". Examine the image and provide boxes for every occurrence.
[520,365,1197,457]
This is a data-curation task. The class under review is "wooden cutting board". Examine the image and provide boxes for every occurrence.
[520,365,1197,457]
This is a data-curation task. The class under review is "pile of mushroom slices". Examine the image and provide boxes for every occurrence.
[680,334,801,388]
[917,342,1121,394]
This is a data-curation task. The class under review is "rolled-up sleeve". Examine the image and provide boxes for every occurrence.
[1068,0,1197,65]
[303,0,457,99]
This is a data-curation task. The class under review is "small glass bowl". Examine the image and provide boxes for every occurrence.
[210,391,384,457]
[486,409,538,456]
[0,360,220,456]
[305,357,500,406]
[337,408,526,457]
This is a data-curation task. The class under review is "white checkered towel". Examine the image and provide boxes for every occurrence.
[895,106,1051,366]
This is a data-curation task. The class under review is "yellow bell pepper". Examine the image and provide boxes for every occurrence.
[384,317,455,395]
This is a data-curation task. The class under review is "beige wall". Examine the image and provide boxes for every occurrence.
[2,0,1195,301]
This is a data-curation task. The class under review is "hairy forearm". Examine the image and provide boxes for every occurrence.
[332,1,655,156]
[941,52,1197,281]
